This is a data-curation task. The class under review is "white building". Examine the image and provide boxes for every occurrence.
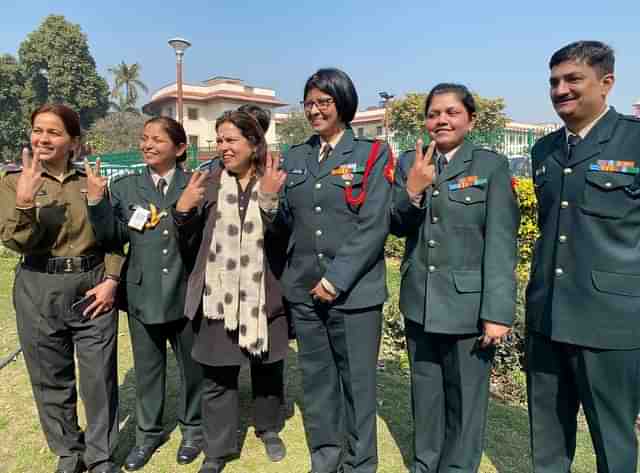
[142,76,287,154]
[633,98,640,118]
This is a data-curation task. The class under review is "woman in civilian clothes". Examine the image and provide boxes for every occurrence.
[259,68,393,473]
[85,117,204,471]
[391,83,519,473]
[172,110,289,473]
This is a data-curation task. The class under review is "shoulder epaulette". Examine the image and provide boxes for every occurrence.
[621,114,640,123]
[198,159,222,172]
[110,170,140,185]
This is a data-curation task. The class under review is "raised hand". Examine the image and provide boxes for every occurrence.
[84,158,108,202]
[406,140,437,195]
[259,152,287,194]
[176,170,209,212]
[15,148,45,208]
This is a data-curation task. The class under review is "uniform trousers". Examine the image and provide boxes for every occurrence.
[527,331,640,473]
[405,320,494,473]
[127,315,203,446]
[14,264,119,470]
[291,302,382,473]
[200,360,284,460]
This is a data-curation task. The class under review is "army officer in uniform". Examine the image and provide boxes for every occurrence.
[0,104,123,473]
[260,68,392,473]
[86,117,203,471]
[527,41,640,473]
[391,83,519,473]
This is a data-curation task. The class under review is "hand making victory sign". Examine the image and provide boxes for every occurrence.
[84,158,108,203]
[259,152,287,194]
[406,140,437,195]
[176,169,210,212]
[15,148,45,208]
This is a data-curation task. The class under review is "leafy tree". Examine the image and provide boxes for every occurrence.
[276,109,314,147]
[388,91,508,151]
[85,111,149,154]
[0,54,26,161]
[108,61,148,109]
[18,15,110,129]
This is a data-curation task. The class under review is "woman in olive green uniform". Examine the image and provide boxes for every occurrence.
[391,83,519,473]
[260,68,393,473]
[86,117,203,471]
[0,104,122,473]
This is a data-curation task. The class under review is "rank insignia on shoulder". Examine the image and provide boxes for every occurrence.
[331,163,363,176]
[589,160,639,175]
[535,165,546,177]
[288,168,306,175]
[448,176,487,191]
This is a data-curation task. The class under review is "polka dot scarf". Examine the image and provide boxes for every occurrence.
[203,169,268,356]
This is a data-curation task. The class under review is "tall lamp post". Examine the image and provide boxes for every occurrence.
[378,91,395,142]
[168,37,191,124]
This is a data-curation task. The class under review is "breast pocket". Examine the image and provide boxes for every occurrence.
[581,171,636,218]
[448,186,487,205]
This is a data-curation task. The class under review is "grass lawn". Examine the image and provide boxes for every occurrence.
[0,254,631,472]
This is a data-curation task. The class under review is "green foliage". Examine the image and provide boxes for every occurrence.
[0,54,25,161]
[276,109,313,147]
[388,92,426,138]
[108,61,148,111]
[85,111,149,154]
[18,15,110,129]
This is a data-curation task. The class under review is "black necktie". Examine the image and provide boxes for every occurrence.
[157,177,167,196]
[436,153,448,175]
[319,144,332,163]
[567,134,582,159]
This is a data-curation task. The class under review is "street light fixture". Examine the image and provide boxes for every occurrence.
[168,37,191,124]
[378,91,395,142]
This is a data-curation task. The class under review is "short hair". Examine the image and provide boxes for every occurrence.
[144,116,188,162]
[237,104,271,133]
[424,83,476,117]
[216,110,267,176]
[549,41,615,77]
[303,68,358,125]
[31,103,81,138]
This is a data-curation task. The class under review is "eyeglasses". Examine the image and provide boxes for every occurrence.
[301,97,335,111]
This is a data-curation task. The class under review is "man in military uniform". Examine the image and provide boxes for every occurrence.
[527,41,640,473]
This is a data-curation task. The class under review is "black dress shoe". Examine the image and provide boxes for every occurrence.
[176,439,202,464]
[198,458,226,473]
[124,437,167,471]
[257,431,286,462]
[89,462,122,473]
[55,458,86,473]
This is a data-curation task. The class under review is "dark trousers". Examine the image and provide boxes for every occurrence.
[127,315,203,445]
[527,332,640,473]
[200,360,284,460]
[405,320,494,473]
[14,265,119,470]
[291,302,382,473]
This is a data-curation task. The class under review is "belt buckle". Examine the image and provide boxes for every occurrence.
[63,258,74,273]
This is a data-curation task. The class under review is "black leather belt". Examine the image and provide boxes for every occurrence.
[23,254,103,274]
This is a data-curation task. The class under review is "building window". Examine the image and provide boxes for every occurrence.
[376,126,383,136]
[357,127,365,137]
[188,135,199,149]
[187,108,199,120]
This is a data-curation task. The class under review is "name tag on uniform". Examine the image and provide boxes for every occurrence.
[128,207,150,231]
[589,160,639,174]
[288,168,306,175]
[448,176,487,191]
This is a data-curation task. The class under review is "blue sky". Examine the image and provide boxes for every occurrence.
[2,0,639,123]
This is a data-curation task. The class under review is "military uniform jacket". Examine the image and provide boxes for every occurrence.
[88,166,189,324]
[268,128,392,310]
[527,108,640,349]
[392,141,519,334]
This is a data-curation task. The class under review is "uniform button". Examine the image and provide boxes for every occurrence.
[162,229,169,236]
[428,265,436,273]
[431,216,439,224]
[555,267,564,276]
[162,268,169,274]
[563,168,572,175]
[427,239,437,248]
[464,196,471,202]
[560,201,569,209]
[559,235,567,243]
[432,190,440,197]
[315,183,322,190]
[315,229,323,237]
[604,181,612,188]
[162,248,168,255]
[239,206,245,211]
[315,206,322,213]
[318,253,324,259]
[69,244,74,249]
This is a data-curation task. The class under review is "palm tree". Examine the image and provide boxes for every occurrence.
[108,61,148,109]
[109,92,139,114]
